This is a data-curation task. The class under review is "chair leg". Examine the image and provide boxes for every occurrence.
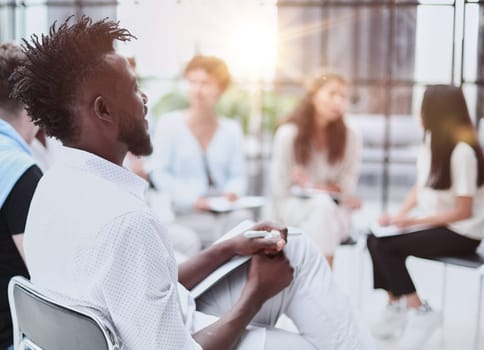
[474,272,484,350]
[440,264,447,321]
[440,264,447,346]
[356,241,367,310]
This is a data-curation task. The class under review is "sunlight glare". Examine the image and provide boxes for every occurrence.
[226,16,277,82]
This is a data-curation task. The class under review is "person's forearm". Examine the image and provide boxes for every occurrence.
[192,292,262,350]
[178,240,234,290]
[413,206,472,227]
[397,185,418,216]
[313,182,342,193]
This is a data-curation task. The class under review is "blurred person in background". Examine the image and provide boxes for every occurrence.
[0,42,41,350]
[368,85,484,350]
[150,55,251,247]
[271,73,362,268]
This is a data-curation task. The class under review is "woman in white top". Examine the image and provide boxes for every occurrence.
[150,56,250,246]
[368,85,484,349]
[271,73,362,267]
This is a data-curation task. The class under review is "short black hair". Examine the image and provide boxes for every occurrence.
[0,42,26,115]
[11,16,135,143]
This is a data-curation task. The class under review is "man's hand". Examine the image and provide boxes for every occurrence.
[250,221,288,242]
[243,253,294,306]
[192,253,293,350]
[228,221,287,257]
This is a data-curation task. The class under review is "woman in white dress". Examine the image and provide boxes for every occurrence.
[271,73,362,267]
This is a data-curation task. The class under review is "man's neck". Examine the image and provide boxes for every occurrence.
[67,141,127,167]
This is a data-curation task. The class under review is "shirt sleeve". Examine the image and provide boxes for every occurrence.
[271,125,297,199]
[222,121,247,195]
[2,165,42,235]
[98,211,201,350]
[149,118,200,210]
[338,128,362,194]
[451,142,478,196]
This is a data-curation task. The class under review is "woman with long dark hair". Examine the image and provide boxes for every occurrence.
[368,85,484,349]
[271,73,362,267]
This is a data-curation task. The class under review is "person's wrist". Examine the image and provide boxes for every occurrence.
[215,238,237,260]
[240,283,265,310]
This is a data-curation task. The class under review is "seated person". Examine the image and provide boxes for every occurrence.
[126,151,202,259]
[15,17,375,349]
[367,85,484,349]
[271,73,362,267]
[0,42,42,350]
[149,55,251,246]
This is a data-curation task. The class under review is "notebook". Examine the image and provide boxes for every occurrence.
[190,220,304,299]
[205,196,266,213]
[371,223,433,238]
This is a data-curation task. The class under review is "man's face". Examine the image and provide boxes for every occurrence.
[107,54,152,156]
[186,68,223,110]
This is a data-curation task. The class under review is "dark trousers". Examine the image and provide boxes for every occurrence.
[367,227,481,296]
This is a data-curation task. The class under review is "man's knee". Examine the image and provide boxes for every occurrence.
[283,234,326,268]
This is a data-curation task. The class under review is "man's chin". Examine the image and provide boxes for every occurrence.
[128,141,153,157]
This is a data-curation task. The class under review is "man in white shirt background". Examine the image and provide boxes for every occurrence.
[12,16,374,349]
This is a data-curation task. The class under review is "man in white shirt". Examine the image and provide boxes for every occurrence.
[12,16,374,349]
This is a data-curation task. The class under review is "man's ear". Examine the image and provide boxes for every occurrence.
[93,96,114,124]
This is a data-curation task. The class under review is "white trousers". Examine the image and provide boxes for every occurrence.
[195,234,376,350]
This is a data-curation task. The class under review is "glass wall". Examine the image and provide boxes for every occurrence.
[276,0,484,210]
[0,0,114,43]
[1,0,483,204]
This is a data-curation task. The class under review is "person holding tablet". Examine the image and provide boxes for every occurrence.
[271,72,362,267]
[368,85,484,349]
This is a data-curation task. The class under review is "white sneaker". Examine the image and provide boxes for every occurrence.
[372,300,408,339]
[399,303,442,350]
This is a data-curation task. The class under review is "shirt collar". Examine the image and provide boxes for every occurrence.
[59,147,148,200]
[0,118,32,155]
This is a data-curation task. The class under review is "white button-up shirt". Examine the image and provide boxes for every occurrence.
[24,147,202,350]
